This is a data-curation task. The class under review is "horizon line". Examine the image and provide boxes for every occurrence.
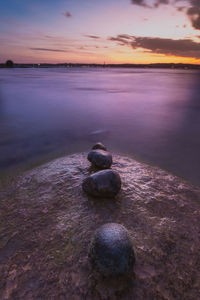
[1,62,200,66]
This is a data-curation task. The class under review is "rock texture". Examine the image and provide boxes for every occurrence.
[87,150,112,169]
[92,142,107,151]
[89,223,135,276]
[0,152,200,300]
[82,170,121,198]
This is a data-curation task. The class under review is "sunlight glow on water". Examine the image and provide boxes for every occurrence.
[0,67,200,185]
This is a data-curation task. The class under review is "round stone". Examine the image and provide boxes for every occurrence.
[89,223,135,276]
[82,170,121,198]
[88,150,112,169]
[92,142,107,151]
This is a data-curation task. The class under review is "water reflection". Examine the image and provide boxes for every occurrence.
[161,73,200,184]
[0,68,200,186]
[0,88,4,117]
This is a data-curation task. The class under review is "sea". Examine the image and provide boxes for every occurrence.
[0,67,200,186]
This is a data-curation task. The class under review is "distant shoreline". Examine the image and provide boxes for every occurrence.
[1,62,200,70]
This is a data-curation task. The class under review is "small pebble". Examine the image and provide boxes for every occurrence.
[92,142,107,151]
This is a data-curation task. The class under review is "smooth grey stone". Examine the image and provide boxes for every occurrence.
[88,150,112,169]
[89,223,135,276]
[92,142,107,151]
[82,169,121,198]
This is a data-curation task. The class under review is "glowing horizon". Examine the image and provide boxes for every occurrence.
[1,0,200,64]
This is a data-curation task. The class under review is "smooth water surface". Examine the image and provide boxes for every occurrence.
[0,67,200,185]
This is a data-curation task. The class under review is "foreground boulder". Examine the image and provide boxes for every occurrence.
[82,169,121,198]
[89,223,135,276]
[92,142,107,151]
[88,150,112,169]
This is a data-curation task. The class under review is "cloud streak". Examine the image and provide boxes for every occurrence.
[84,35,100,39]
[108,35,200,58]
[30,48,69,53]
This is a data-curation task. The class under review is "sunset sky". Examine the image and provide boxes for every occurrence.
[0,0,200,64]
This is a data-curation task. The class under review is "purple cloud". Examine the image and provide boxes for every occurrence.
[131,0,169,8]
[62,11,72,18]
[187,4,200,30]
[131,0,200,30]
[108,34,200,58]
[131,0,149,7]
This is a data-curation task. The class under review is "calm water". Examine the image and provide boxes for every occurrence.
[0,67,200,186]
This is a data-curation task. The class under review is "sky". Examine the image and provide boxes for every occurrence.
[0,0,200,64]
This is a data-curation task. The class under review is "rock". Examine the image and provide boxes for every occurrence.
[92,142,107,151]
[1,152,200,299]
[89,223,135,276]
[82,170,121,198]
[88,150,112,169]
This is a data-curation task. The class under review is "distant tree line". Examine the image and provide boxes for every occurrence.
[0,60,200,69]
[5,60,14,68]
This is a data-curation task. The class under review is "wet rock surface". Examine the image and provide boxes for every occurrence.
[89,223,135,276]
[92,142,107,151]
[82,170,121,198]
[88,150,112,169]
[0,152,200,300]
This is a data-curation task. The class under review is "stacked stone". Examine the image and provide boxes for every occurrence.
[88,143,112,169]
[82,142,121,198]
[81,143,136,277]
